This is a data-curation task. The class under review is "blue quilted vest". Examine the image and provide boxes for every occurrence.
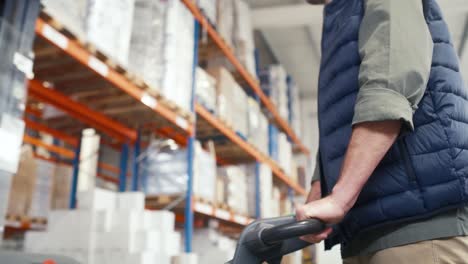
[318,0,468,249]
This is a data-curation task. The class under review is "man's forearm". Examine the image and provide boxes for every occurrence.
[331,120,401,212]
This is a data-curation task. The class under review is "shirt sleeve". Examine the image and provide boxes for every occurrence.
[311,152,321,183]
[353,0,434,130]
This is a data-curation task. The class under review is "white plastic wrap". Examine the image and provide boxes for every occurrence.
[29,159,55,219]
[247,98,269,154]
[217,166,248,215]
[40,0,87,40]
[216,0,235,48]
[129,0,194,111]
[260,65,289,121]
[207,67,248,136]
[85,0,135,66]
[195,67,217,112]
[233,0,256,76]
[145,140,217,202]
[278,132,293,175]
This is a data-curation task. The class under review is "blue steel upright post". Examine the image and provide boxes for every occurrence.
[69,139,82,209]
[254,48,262,219]
[131,130,141,191]
[184,18,200,253]
[119,143,129,192]
[255,162,261,219]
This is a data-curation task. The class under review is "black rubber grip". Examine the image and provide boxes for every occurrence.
[260,219,326,245]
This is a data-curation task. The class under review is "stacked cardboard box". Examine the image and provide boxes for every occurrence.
[50,164,73,209]
[25,189,182,264]
[207,67,248,137]
[195,67,217,113]
[233,0,256,76]
[260,65,289,121]
[247,98,269,154]
[145,140,217,202]
[6,145,37,217]
[129,0,194,111]
[278,133,293,175]
[217,166,248,215]
[214,0,256,77]
[216,0,235,49]
[246,164,274,218]
[288,81,303,139]
[29,159,55,219]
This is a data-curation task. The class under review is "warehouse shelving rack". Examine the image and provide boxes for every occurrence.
[3,0,312,253]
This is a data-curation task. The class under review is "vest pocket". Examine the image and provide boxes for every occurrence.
[398,139,417,183]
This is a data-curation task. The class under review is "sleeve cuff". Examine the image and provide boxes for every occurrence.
[311,152,321,184]
[352,87,415,131]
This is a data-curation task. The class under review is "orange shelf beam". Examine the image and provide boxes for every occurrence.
[181,0,309,156]
[25,118,79,147]
[196,103,306,195]
[23,135,75,159]
[35,18,194,136]
[28,79,137,143]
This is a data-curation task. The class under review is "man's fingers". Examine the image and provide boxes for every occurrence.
[299,227,333,244]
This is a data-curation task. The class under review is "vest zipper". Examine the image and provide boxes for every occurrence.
[398,139,417,183]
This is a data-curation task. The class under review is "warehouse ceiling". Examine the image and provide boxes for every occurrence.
[250,0,468,99]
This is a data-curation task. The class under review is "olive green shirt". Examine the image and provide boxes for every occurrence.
[312,0,468,258]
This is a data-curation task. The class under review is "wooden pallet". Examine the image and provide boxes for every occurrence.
[35,11,195,134]
[145,194,184,210]
[5,214,48,225]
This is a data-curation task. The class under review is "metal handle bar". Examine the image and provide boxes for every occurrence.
[260,219,326,246]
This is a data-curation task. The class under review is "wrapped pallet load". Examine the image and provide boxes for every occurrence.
[29,159,55,220]
[129,0,194,111]
[41,0,135,66]
[260,65,289,121]
[216,0,235,48]
[247,97,269,154]
[6,145,37,219]
[195,67,217,113]
[246,163,273,218]
[233,0,256,77]
[40,0,88,40]
[86,0,135,66]
[50,163,73,210]
[145,140,217,203]
[207,67,248,137]
[217,166,248,215]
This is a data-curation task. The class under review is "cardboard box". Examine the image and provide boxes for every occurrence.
[6,145,37,217]
[117,192,145,210]
[143,210,175,231]
[109,210,144,233]
[77,188,116,211]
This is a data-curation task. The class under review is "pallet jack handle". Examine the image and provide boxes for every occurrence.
[261,219,326,246]
[228,216,327,264]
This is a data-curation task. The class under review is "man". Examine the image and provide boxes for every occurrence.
[296,0,468,263]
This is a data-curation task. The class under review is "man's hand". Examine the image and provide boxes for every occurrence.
[296,195,346,243]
